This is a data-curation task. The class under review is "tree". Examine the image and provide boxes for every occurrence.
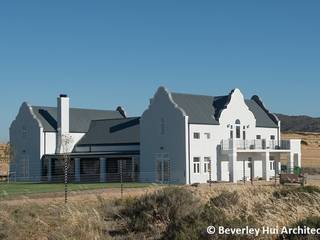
[60,134,74,203]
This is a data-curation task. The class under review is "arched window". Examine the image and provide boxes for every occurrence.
[235,119,241,138]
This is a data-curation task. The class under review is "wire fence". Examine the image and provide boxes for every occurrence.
[1,165,320,202]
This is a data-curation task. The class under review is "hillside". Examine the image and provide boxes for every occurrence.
[276,114,320,132]
[282,132,320,169]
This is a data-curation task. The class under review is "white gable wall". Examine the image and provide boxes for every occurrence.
[140,87,189,184]
[44,132,85,155]
[10,103,43,181]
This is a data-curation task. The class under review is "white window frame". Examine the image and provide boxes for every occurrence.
[204,157,211,173]
[193,132,200,139]
[193,157,200,173]
[204,132,211,139]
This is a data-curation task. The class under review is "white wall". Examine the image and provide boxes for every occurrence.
[10,103,43,181]
[140,87,189,184]
[189,124,218,183]
[44,132,85,154]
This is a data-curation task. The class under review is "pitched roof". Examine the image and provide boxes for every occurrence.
[171,92,278,128]
[31,106,124,132]
[77,117,140,146]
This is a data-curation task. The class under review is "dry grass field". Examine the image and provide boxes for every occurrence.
[282,132,320,169]
[1,184,320,240]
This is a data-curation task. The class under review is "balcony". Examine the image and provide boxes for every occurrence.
[221,139,291,151]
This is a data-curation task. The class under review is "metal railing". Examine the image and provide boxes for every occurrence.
[221,139,291,151]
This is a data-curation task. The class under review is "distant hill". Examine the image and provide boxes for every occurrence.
[276,114,320,133]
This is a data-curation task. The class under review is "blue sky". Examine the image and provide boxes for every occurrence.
[0,1,320,142]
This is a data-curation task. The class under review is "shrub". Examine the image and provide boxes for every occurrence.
[209,191,239,208]
[119,187,200,233]
[163,196,256,240]
[278,216,320,240]
[273,186,320,198]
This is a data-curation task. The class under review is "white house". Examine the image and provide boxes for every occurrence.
[10,87,301,184]
[10,94,128,181]
[140,87,301,184]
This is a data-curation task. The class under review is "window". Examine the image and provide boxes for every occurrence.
[270,135,275,140]
[256,135,261,140]
[270,161,274,170]
[248,157,252,168]
[230,130,233,139]
[22,126,27,138]
[236,126,241,138]
[160,118,165,135]
[235,119,241,139]
[204,157,211,173]
[193,132,200,139]
[204,133,211,139]
[193,157,200,173]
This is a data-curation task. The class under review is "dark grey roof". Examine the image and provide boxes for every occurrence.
[245,100,278,128]
[171,92,278,128]
[77,117,140,146]
[171,93,218,124]
[31,106,124,132]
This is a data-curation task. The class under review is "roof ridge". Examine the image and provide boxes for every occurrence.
[92,117,140,122]
[171,92,215,98]
[32,105,118,112]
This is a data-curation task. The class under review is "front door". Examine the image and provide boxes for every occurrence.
[155,153,170,183]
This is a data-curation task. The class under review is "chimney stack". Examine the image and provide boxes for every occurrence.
[56,94,70,153]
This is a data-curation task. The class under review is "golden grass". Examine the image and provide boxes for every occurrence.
[1,184,320,240]
[282,132,320,168]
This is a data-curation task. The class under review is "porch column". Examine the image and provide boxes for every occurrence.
[250,158,255,180]
[297,153,302,168]
[131,157,135,182]
[75,158,80,182]
[263,151,270,181]
[288,152,294,173]
[47,158,52,182]
[100,157,106,182]
[229,151,238,183]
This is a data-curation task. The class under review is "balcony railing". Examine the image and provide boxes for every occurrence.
[221,139,291,151]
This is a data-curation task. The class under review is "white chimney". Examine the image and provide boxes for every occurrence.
[56,94,70,153]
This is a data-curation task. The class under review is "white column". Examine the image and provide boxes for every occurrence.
[229,151,238,183]
[47,158,52,182]
[75,158,80,182]
[288,152,294,173]
[297,153,302,168]
[251,159,255,180]
[100,157,106,183]
[263,151,270,181]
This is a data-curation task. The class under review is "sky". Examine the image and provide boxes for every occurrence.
[0,0,320,142]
